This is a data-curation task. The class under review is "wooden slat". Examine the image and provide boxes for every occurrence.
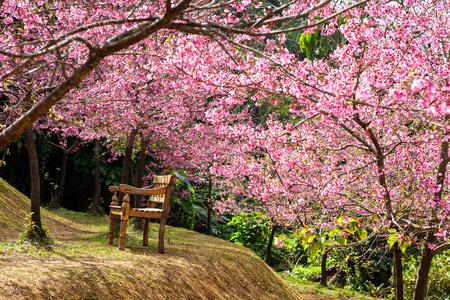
[133,208,163,212]
[109,206,122,215]
[147,175,171,203]
[129,209,163,219]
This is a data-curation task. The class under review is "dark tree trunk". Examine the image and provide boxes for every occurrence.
[115,128,138,233]
[133,135,149,230]
[118,128,138,205]
[93,139,101,214]
[320,251,328,286]
[266,223,276,266]
[134,136,149,201]
[206,177,212,235]
[52,137,79,208]
[52,150,68,208]
[24,128,43,231]
[413,231,436,300]
[393,242,404,300]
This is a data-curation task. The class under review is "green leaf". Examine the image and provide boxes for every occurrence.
[387,234,399,248]
[318,236,325,246]
[317,236,326,251]
[329,228,341,237]
[336,235,347,246]
[100,167,107,176]
[344,228,357,235]
[336,216,345,226]
[350,221,358,232]
[306,232,316,244]
[299,32,318,60]
[357,228,368,241]
[399,241,411,253]
[310,243,320,259]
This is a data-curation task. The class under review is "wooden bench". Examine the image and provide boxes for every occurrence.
[108,175,174,253]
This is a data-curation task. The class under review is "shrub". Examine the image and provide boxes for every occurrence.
[227,212,271,259]
[227,213,308,269]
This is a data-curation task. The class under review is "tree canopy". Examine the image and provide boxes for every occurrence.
[1,0,450,299]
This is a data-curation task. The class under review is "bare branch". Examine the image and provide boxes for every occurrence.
[0,36,93,58]
[325,143,370,152]
[127,0,144,18]
[0,59,33,82]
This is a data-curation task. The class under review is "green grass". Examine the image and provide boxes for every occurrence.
[284,276,376,300]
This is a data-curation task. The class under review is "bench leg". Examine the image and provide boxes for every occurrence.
[143,218,150,246]
[158,216,168,254]
[118,218,128,251]
[108,214,115,245]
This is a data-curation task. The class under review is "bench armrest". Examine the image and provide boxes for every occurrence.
[119,184,167,195]
[108,186,120,193]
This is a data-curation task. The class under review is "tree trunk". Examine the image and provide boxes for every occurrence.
[393,242,404,300]
[24,128,43,231]
[266,223,276,266]
[115,128,138,232]
[133,135,149,230]
[51,150,68,208]
[93,139,101,214]
[134,135,149,201]
[413,231,436,300]
[118,128,138,205]
[320,251,328,287]
[52,137,79,208]
[206,177,212,235]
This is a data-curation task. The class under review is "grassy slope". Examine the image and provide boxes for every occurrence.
[0,178,374,300]
[0,178,303,300]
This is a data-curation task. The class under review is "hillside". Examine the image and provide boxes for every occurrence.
[0,177,304,299]
[0,178,372,300]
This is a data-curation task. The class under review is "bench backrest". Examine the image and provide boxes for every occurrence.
[146,175,174,204]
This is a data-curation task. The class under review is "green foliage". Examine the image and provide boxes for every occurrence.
[227,213,306,268]
[364,282,391,298]
[291,265,321,280]
[338,244,394,298]
[280,235,309,268]
[386,228,411,253]
[299,30,319,60]
[297,217,368,260]
[169,172,196,230]
[184,176,232,238]
[402,251,450,300]
[299,29,340,60]
[170,197,196,230]
[228,212,271,259]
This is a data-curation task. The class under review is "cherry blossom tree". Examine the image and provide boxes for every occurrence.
[198,1,450,299]
[0,0,366,151]
[1,0,449,298]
